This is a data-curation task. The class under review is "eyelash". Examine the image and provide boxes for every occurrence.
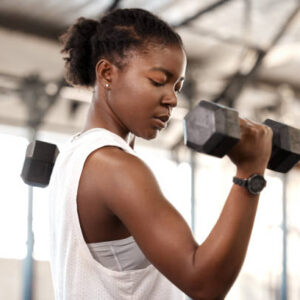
[150,79,164,87]
[149,79,181,94]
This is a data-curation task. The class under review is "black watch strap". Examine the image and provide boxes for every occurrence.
[233,174,266,195]
[233,176,247,187]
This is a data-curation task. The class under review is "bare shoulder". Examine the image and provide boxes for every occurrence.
[92,145,149,169]
[85,146,155,187]
[83,145,161,210]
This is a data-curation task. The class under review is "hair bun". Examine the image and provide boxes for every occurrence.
[60,17,99,87]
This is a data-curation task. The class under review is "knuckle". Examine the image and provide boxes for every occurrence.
[255,124,268,135]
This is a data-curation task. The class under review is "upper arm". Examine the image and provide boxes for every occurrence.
[89,147,201,296]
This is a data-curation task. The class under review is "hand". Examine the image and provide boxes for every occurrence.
[227,118,273,176]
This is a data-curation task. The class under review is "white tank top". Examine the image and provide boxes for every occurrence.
[48,128,186,300]
[87,235,151,271]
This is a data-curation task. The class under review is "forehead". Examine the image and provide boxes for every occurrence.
[126,45,186,78]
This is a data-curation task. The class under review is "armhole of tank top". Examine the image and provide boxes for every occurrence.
[71,140,154,276]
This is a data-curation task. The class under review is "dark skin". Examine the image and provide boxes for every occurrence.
[77,44,273,300]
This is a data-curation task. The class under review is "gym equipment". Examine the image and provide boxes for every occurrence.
[21,140,59,187]
[264,119,300,173]
[183,100,240,158]
[184,100,300,173]
[20,101,300,188]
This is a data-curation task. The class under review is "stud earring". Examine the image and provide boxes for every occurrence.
[105,83,110,88]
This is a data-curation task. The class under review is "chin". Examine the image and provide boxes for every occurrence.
[140,128,159,140]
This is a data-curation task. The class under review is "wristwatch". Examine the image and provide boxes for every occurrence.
[233,174,267,195]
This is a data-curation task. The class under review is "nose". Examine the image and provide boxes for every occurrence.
[161,91,178,110]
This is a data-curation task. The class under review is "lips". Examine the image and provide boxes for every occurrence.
[152,115,170,130]
[154,115,170,123]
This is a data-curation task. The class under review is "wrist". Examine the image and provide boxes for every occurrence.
[233,173,267,195]
[235,166,266,178]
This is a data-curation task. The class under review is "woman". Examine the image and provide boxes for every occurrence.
[48,8,273,300]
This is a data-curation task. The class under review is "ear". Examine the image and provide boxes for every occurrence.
[95,59,118,88]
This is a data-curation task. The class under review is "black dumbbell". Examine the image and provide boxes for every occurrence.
[21,140,59,187]
[184,100,300,173]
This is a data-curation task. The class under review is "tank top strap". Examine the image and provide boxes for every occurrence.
[68,128,136,156]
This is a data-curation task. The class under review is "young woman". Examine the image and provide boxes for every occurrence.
[48,8,273,300]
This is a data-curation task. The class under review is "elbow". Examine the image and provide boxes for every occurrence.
[187,253,239,299]
[186,270,234,300]
[191,297,223,300]
[188,289,226,300]
[183,247,240,300]
[193,295,225,300]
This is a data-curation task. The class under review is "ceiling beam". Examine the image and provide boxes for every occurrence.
[0,11,65,42]
[173,0,235,28]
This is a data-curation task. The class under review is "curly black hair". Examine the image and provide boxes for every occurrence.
[60,8,183,88]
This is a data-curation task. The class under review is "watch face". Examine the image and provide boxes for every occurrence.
[248,175,266,194]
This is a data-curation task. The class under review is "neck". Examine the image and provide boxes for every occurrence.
[82,87,131,143]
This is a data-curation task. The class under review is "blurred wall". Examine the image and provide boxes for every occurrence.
[0,259,54,300]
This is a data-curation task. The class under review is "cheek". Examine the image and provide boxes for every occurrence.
[119,80,158,114]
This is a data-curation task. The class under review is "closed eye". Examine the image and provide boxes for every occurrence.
[149,79,165,87]
[149,78,183,94]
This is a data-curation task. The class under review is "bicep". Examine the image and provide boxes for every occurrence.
[94,149,200,293]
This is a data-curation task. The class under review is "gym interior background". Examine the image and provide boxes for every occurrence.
[0,0,300,299]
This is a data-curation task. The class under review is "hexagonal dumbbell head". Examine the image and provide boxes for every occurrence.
[183,100,241,158]
[264,119,300,173]
[21,140,59,187]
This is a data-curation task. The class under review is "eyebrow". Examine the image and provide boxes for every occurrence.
[150,67,185,81]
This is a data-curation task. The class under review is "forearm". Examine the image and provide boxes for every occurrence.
[192,171,261,299]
